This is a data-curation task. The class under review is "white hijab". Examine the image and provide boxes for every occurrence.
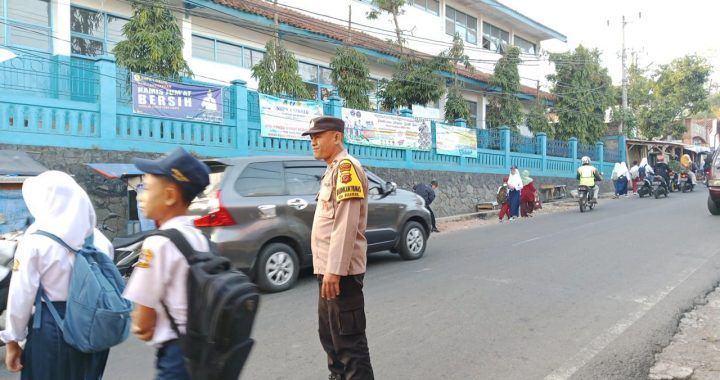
[640,158,649,167]
[619,162,630,177]
[508,169,523,190]
[22,171,96,250]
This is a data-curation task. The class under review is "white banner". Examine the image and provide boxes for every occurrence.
[435,123,478,158]
[342,108,431,150]
[259,94,324,140]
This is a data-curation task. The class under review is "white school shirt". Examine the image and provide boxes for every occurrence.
[123,216,209,348]
[0,230,114,343]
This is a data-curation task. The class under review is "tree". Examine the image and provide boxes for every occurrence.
[377,56,447,110]
[526,103,554,137]
[330,46,374,110]
[114,0,191,79]
[442,34,473,124]
[366,0,406,54]
[251,39,312,99]
[547,45,613,143]
[486,45,523,131]
[634,55,711,139]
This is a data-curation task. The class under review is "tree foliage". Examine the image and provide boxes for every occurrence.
[627,55,711,139]
[526,103,553,138]
[366,0,406,54]
[547,45,613,143]
[330,46,374,110]
[377,56,447,111]
[113,0,191,79]
[251,39,311,99]
[441,34,473,124]
[486,45,523,131]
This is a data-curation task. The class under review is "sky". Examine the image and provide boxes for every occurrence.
[501,0,720,87]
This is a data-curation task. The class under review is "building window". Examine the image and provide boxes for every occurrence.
[70,6,129,57]
[445,6,477,44]
[514,35,536,55]
[191,34,265,69]
[2,0,51,51]
[408,0,439,15]
[482,22,509,52]
[465,100,477,127]
[299,61,335,101]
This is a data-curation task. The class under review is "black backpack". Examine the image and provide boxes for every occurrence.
[150,229,260,380]
[639,166,646,178]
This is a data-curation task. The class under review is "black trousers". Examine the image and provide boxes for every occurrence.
[426,205,437,229]
[318,274,374,380]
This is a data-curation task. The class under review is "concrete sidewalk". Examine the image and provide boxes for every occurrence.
[649,285,720,380]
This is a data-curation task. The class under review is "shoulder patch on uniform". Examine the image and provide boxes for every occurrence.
[136,248,153,269]
[336,159,364,202]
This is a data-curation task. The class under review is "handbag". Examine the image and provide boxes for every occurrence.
[534,194,542,210]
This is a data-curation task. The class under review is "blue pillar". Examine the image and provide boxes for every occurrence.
[537,132,547,173]
[96,56,117,141]
[326,94,343,118]
[595,141,604,166]
[568,137,578,164]
[618,134,627,163]
[400,108,414,164]
[231,79,248,155]
[500,126,511,169]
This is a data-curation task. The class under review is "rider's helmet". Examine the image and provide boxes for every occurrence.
[581,156,591,165]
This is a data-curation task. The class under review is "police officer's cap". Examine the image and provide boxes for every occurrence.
[301,116,345,136]
[132,147,210,198]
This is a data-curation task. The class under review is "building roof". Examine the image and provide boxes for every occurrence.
[208,0,555,100]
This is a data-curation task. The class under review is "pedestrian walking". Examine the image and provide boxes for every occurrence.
[629,160,640,195]
[1,171,116,379]
[123,147,211,380]
[413,180,440,232]
[302,116,374,380]
[618,162,630,197]
[497,176,510,223]
[520,170,537,217]
[507,165,523,220]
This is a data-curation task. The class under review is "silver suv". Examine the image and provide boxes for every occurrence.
[190,156,432,292]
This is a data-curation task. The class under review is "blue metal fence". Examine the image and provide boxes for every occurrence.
[0,54,621,178]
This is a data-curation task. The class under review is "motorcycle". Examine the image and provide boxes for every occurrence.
[113,230,151,280]
[577,185,596,213]
[652,176,669,199]
[637,177,653,198]
[679,171,694,193]
[668,169,679,192]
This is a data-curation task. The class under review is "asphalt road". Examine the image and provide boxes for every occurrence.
[2,189,720,379]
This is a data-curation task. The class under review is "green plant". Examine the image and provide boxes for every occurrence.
[526,103,553,137]
[113,0,191,80]
[486,45,523,131]
[251,39,311,99]
[330,46,374,110]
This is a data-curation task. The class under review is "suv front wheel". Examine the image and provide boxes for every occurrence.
[397,221,427,260]
[257,243,299,292]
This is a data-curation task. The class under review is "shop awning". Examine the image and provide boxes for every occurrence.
[86,163,143,179]
[0,151,48,183]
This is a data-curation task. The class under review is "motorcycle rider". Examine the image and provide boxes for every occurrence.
[680,154,697,187]
[653,155,671,192]
[577,156,602,203]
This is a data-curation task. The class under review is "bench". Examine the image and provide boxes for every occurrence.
[475,201,497,212]
[539,184,568,202]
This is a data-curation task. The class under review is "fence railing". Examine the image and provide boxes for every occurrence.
[0,53,626,178]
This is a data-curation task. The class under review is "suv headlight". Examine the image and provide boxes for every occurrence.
[415,194,425,207]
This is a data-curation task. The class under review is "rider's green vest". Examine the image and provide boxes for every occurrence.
[578,165,596,186]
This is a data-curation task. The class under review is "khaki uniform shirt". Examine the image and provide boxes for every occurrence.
[312,150,368,276]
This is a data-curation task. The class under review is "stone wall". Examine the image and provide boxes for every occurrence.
[3,145,613,235]
[367,167,614,217]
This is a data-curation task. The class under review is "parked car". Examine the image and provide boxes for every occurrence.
[189,156,432,292]
[707,150,720,215]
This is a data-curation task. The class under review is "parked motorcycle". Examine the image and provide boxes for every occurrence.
[113,230,150,279]
[679,171,695,193]
[652,176,669,199]
[577,185,596,213]
[637,177,653,198]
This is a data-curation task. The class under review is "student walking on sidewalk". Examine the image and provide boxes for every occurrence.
[507,165,523,220]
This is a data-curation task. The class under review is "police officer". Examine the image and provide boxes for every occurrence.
[302,116,374,380]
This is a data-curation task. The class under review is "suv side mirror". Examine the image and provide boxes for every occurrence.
[386,181,397,194]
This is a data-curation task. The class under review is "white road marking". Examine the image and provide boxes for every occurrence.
[512,237,542,246]
[543,261,709,380]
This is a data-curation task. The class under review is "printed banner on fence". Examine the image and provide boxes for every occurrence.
[259,94,324,140]
[131,73,224,123]
[342,108,431,150]
[435,123,478,158]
